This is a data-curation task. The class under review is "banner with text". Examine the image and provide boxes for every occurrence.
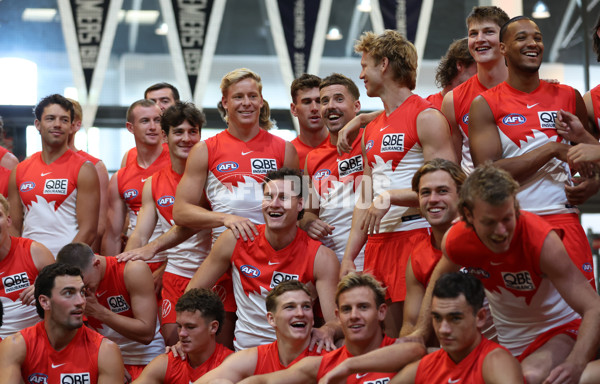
[379,0,422,43]
[277,0,320,79]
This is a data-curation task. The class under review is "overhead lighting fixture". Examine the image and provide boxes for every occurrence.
[118,10,160,25]
[155,22,168,35]
[357,0,371,12]
[532,1,550,19]
[326,26,343,41]
[22,8,57,22]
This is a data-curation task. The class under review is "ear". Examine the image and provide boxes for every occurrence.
[209,320,219,335]
[34,120,41,133]
[353,100,361,114]
[72,120,82,134]
[266,311,276,328]
[93,257,101,269]
[290,102,299,117]
[500,41,507,56]
[221,95,228,111]
[39,294,51,312]
[125,121,134,134]
[377,303,387,322]
[456,61,464,73]
[335,307,339,321]
[296,196,304,213]
[463,206,474,225]
[475,307,486,330]
[380,57,390,74]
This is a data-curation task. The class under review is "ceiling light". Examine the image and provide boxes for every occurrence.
[357,0,371,12]
[118,10,160,25]
[155,22,168,35]
[532,1,550,19]
[326,26,343,41]
[22,8,57,22]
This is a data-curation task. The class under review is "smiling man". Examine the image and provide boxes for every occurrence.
[185,168,340,351]
[410,164,600,384]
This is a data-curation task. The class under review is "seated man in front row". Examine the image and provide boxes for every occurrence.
[134,288,233,383]
[320,272,523,384]
[185,168,341,351]
[236,273,425,384]
[197,280,327,383]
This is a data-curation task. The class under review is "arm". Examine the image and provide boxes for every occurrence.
[101,173,127,255]
[318,342,426,384]
[195,348,258,384]
[556,110,598,145]
[72,161,100,245]
[132,353,167,384]
[185,230,237,292]
[98,338,125,384]
[299,161,334,241]
[0,332,26,384]
[583,91,597,133]
[441,91,464,163]
[337,111,381,154]
[417,108,457,163]
[173,142,258,241]
[238,356,321,384]
[539,231,600,383]
[469,96,569,183]
[482,348,524,384]
[388,360,419,384]
[7,169,22,237]
[123,178,158,251]
[119,225,197,262]
[283,141,300,170]
[0,152,18,171]
[92,161,110,253]
[20,241,55,305]
[311,245,342,350]
[86,260,158,344]
[399,258,425,337]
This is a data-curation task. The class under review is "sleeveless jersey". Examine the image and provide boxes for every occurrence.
[444,212,580,356]
[117,145,170,262]
[481,81,577,215]
[410,235,442,287]
[425,92,443,109]
[362,95,431,233]
[20,321,103,384]
[590,84,600,129]
[76,150,101,166]
[254,341,327,374]
[0,166,10,197]
[87,257,165,364]
[415,336,505,384]
[292,135,329,170]
[205,129,287,242]
[151,166,211,278]
[452,75,488,174]
[305,131,365,268]
[164,343,233,383]
[231,225,321,350]
[0,237,39,338]
[316,335,396,383]
[16,150,87,256]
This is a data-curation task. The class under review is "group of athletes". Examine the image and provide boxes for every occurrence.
[2,4,600,384]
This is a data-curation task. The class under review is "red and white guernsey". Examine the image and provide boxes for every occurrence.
[117,145,170,262]
[0,237,40,339]
[411,236,442,287]
[444,212,580,356]
[452,75,488,174]
[589,84,600,129]
[205,129,287,242]
[16,150,87,256]
[316,335,396,383]
[151,166,211,278]
[292,135,329,170]
[87,257,165,364]
[425,92,443,109]
[306,131,365,269]
[415,336,505,384]
[20,322,103,384]
[363,95,431,233]
[231,225,320,350]
[480,81,577,215]
[164,343,233,383]
[254,341,327,374]
[76,150,101,165]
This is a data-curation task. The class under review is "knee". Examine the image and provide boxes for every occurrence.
[522,366,545,384]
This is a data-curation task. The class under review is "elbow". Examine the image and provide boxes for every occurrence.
[137,328,155,345]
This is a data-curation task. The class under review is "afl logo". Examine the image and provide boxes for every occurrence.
[157,195,175,207]
[462,114,469,124]
[217,161,239,172]
[502,113,526,126]
[365,140,374,152]
[240,264,261,278]
[123,189,138,200]
[19,182,35,192]
[582,263,593,272]
[314,169,331,180]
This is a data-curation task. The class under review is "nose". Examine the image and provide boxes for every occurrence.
[438,319,451,334]
[178,326,187,338]
[359,69,365,80]
[311,100,319,112]
[494,222,508,236]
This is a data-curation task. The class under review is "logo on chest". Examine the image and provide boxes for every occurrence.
[338,155,363,178]
[217,161,239,173]
[157,195,175,207]
[537,111,557,129]
[107,295,131,313]
[123,189,138,201]
[43,179,68,195]
[270,271,299,288]
[60,373,91,384]
[502,271,535,291]
[502,114,526,126]
[2,272,30,293]
[251,158,277,174]
[20,182,36,192]
[27,373,48,384]
[240,264,261,278]
[381,133,404,152]
[314,169,331,181]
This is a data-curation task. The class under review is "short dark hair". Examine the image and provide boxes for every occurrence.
[262,167,305,220]
[433,272,485,313]
[594,14,600,62]
[160,101,206,135]
[320,73,360,101]
[435,38,474,89]
[127,99,158,123]
[266,280,312,313]
[56,243,95,272]
[500,16,533,43]
[291,74,322,103]
[35,263,83,319]
[34,94,74,123]
[144,82,180,101]
[466,6,510,30]
[176,288,225,334]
